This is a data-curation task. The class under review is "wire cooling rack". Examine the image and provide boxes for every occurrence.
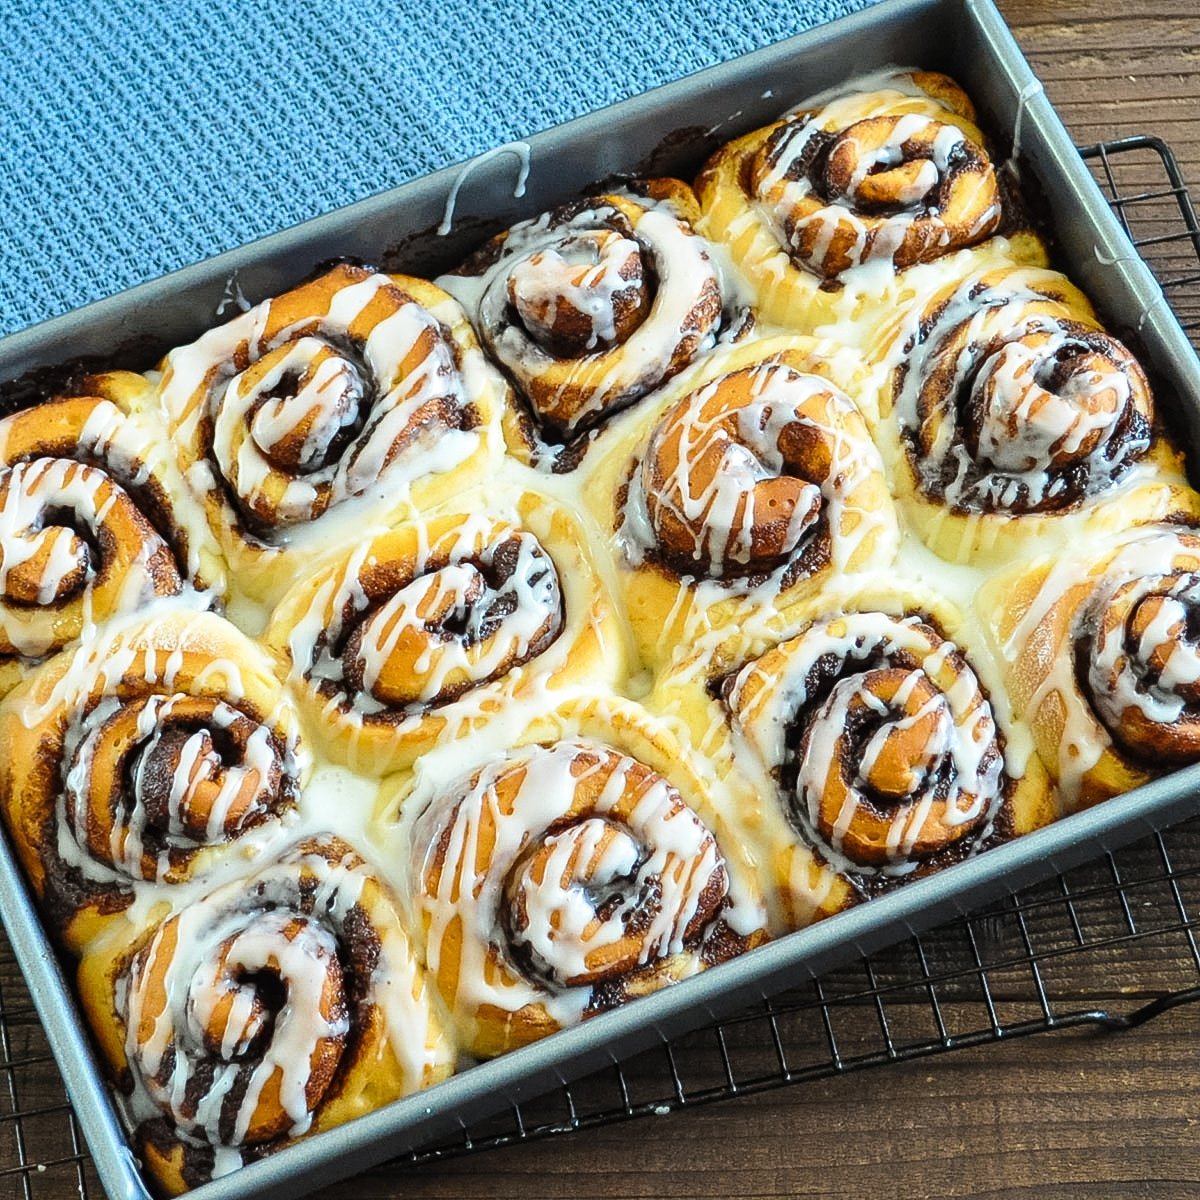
[3,134,1200,1200]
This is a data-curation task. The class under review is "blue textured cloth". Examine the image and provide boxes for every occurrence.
[0,0,875,337]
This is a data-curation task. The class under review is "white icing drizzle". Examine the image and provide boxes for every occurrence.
[61,693,292,885]
[439,193,727,440]
[284,513,563,755]
[887,267,1151,513]
[727,611,1006,877]
[1003,78,1044,179]
[753,71,1001,278]
[160,268,480,555]
[437,141,532,237]
[0,390,225,670]
[618,361,892,585]
[1089,572,1200,728]
[998,527,1200,801]
[216,273,253,317]
[20,608,308,912]
[119,835,446,1175]
[406,739,734,1035]
[0,457,167,658]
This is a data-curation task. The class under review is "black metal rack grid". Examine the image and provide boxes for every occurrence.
[2,135,1200,1200]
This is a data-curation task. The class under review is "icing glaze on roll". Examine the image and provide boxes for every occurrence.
[748,71,1001,280]
[621,358,892,584]
[0,611,308,949]
[725,611,1007,878]
[890,266,1153,515]
[440,182,750,464]
[988,526,1200,807]
[0,384,219,693]
[158,263,504,603]
[266,494,620,773]
[407,738,758,1055]
[115,835,453,1187]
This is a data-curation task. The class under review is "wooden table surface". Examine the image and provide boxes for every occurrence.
[4,3,1200,1199]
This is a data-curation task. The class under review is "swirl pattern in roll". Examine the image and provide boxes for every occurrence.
[406,736,764,1056]
[0,373,221,695]
[723,605,1048,887]
[80,834,454,1195]
[696,70,1039,330]
[440,180,749,464]
[982,525,1200,809]
[0,610,308,951]
[599,337,898,668]
[874,265,1199,562]
[266,493,621,772]
[159,263,505,602]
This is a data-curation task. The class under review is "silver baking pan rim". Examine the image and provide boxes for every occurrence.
[1,1,1198,1198]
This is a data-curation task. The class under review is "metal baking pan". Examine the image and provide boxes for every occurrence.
[3,1,1199,1197]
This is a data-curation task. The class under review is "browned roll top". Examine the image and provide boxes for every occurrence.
[747,72,1002,279]
[442,184,741,450]
[893,268,1154,515]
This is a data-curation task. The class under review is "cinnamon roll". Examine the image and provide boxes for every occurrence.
[0,372,222,695]
[981,524,1200,809]
[439,180,751,469]
[397,699,768,1056]
[0,610,308,952]
[158,263,507,606]
[697,69,1045,331]
[654,582,1054,925]
[78,834,454,1196]
[585,335,898,671]
[873,265,1200,562]
[265,491,623,773]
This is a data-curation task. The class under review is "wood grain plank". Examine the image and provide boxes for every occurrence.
[328,1005,1200,1200]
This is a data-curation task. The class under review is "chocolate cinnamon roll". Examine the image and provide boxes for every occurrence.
[440,180,750,468]
[0,610,308,951]
[79,834,454,1196]
[0,372,222,695]
[158,263,507,604]
[653,583,1055,924]
[726,598,1053,889]
[729,612,1003,871]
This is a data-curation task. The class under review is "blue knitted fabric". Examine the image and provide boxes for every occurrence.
[0,0,876,337]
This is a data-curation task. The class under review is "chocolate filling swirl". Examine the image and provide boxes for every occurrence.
[726,612,1006,878]
[748,73,1002,280]
[895,269,1153,515]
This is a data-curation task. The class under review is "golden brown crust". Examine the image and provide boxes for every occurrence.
[696,69,1045,330]
[581,335,899,673]
[440,182,750,467]
[871,264,1200,563]
[0,611,308,953]
[980,525,1200,809]
[0,374,222,696]
[397,697,769,1057]
[158,263,506,603]
[654,579,1056,927]
[77,834,454,1197]
[264,491,624,773]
